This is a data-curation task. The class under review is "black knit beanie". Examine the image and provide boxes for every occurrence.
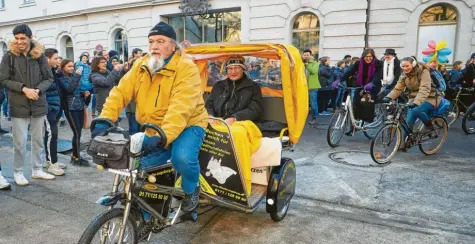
[148,21,176,40]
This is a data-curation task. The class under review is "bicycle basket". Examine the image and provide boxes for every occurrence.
[431,98,450,117]
[87,130,130,169]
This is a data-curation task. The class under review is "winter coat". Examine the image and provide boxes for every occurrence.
[333,67,346,88]
[57,71,84,111]
[305,59,321,90]
[205,74,263,122]
[387,64,442,108]
[99,52,208,148]
[0,40,53,118]
[75,62,93,92]
[341,60,383,98]
[449,69,462,88]
[318,64,334,90]
[382,58,402,94]
[45,68,61,112]
[458,63,475,88]
[91,69,122,114]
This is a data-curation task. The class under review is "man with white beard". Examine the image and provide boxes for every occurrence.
[90,21,208,238]
[378,48,401,99]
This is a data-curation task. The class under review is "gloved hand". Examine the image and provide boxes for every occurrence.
[407,101,418,109]
[382,97,391,103]
[364,83,373,91]
[91,123,110,138]
[332,79,341,89]
[142,135,162,153]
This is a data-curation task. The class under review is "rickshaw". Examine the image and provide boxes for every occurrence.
[78,43,309,244]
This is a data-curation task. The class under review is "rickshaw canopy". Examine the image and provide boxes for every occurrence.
[184,43,309,145]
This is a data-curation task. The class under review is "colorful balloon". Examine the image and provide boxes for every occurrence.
[422,48,435,55]
[437,55,449,63]
[438,48,452,56]
[423,55,433,63]
[436,41,447,51]
[428,40,437,49]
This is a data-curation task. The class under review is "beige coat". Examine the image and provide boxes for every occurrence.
[387,65,442,108]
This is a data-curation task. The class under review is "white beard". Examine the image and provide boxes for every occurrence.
[148,55,165,74]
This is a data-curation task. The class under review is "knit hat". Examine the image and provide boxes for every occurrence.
[226,55,246,70]
[471,53,475,59]
[108,50,119,58]
[148,21,177,40]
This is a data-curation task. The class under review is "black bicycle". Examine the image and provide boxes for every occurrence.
[446,87,474,127]
[462,102,475,134]
[370,101,449,164]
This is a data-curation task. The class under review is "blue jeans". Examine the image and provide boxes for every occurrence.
[126,112,139,135]
[309,90,318,119]
[140,126,205,194]
[403,101,434,141]
[0,89,8,117]
[335,88,345,108]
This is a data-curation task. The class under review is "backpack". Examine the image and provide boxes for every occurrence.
[417,68,447,92]
[7,51,15,76]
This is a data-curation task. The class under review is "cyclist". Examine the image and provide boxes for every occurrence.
[383,56,441,150]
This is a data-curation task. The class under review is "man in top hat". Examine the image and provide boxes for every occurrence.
[205,55,263,125]
[379,48,401,98]
[91,21,208,229]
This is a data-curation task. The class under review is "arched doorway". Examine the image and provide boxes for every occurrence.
[113,29,128,62]
[417,4,457,64]
[59,35,74,60]
[0,42,7,57]
[292,13,320,58]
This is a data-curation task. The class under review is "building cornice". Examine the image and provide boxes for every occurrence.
[0,0,180,27]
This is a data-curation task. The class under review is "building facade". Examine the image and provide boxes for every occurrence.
[0,0,472,64]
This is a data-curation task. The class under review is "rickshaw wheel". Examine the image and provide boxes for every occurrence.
[270,201,290,222]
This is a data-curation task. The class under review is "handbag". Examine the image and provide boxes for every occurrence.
[355,92,375,123]
[87,129,130,169]
[83,107,92,129]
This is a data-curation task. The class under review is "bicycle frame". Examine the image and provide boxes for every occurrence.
[339,91,382,131]
[453,88,473,110]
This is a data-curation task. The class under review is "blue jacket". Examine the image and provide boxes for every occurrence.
[449,69,462,88]
[46,68,61,112]
[318,64,334,90]
[75,62,93,92]
[333,67,346,88]
[57,71,85,111]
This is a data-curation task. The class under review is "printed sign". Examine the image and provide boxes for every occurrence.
[198,124,248,206]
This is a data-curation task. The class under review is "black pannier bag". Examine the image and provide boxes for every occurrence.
[354,92,375,123]
[87,129,130,169]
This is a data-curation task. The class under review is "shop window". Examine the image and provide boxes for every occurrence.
[113,29,128,62]
[292,13,320,58]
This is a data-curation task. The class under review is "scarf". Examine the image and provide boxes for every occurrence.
[382,57,395,86]
[356,59,376,86]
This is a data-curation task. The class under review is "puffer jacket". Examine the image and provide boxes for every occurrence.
[91,69,122,114]
[57,71,83,111]
[75,62,93,92]
[99,51,208,148]
[0,40,53,118]
[318,64,334,90]
[387,64,442,107]
[45,68,61,112]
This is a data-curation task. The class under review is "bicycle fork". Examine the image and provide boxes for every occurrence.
[117,175,135,244]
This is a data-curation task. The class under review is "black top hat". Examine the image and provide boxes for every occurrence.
[384,48,396,56]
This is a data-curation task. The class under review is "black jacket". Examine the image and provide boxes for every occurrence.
[341,60,383,98]
[205,74,263,122]
[0,40,53,118]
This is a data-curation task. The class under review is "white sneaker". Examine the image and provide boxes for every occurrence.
[47,164,65,176]
[14,172,29,186]
[0,173,11,190]
[32,170,55,180]
[43,161,67,169]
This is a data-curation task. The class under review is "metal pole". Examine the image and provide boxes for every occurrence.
[365,0,371,48]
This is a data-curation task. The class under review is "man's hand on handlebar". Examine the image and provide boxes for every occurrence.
[143,135,162,153]
[91,123,110,138]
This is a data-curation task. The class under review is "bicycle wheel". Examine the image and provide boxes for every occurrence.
[462,103,475,135]
[327,110,348,147]
[370,124,401,164]
[446,100,460,127]
[419,117,448,155]
[78,208,138,244]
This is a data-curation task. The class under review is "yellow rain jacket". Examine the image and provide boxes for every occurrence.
[99,51,208,147]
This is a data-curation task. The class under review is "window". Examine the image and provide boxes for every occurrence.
[0,42,7,57]
[417,4,457,63]
[113,29,128,61]
[65,37,74,60]
[168,11,241,44]
[23,0,35,4]
[1,0,4,8]
[292,13,320,57]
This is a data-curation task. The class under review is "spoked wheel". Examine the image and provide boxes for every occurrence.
[270,201,290,222]
[446,100,460,127]
[370,124,401,164]
[462,103,475,135]
[327,110,348,147]
[419,117,448,155]
[363,114,385,139]
[78,208,138,244]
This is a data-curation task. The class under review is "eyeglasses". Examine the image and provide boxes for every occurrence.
[364,55,373,59]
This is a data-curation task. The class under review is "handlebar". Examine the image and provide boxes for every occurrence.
[90,118,115,130]
[140,123,167,148]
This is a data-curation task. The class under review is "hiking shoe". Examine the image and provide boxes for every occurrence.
[14,172,29,186]
[308,119,316,125]
[182,186,200,212]
[32,170,55,180]
[43,161,67,169]
[71,157,90,167]
[47,164,65,176]
[0,174,11,190]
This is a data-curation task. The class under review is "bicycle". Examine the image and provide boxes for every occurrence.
[462,102,475,134]
[446,87,474,126]
[327,88,385,147]
[370,101,449,164]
